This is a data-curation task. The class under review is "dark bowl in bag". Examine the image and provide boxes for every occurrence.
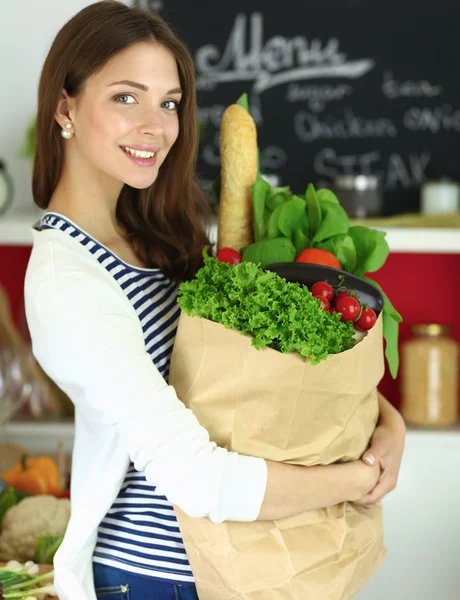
[263,263,384,315]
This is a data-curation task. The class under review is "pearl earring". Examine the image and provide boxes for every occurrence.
[61,122,73,139]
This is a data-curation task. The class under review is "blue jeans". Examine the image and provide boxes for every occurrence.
[93,562,199,600]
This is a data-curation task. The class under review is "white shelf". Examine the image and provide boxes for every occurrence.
[3,420,75,454]
[207,219,460,255]
[1,212,460,254]
[380,227,460,254]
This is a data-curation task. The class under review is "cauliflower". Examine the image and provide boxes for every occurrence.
[0,495,70,561]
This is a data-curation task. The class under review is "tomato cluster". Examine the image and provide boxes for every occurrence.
[310,281,377,332]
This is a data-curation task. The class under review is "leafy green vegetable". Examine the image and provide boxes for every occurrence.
[252,179,271,242]
[317,234,357,273]
[293,228,308,254]
[305,184,322,241]
[349,226,390,276]
[34,533,65,564]
[242,237,296,266]
[267,204,284,239]
[316,188,340,206]
[312,201,350,243]
[0,486,30,533]
[363,276,402,378]
[278,196,308,243]
[266,187,291,210]
[223,90,402,377]
[178,257,356,364]
[0,487,18,533]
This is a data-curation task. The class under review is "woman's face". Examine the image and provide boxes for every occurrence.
[64,41,182,190]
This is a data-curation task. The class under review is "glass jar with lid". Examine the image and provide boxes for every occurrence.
[401,324,459,427]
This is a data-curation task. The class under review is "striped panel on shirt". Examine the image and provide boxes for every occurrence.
[40,213,194,583]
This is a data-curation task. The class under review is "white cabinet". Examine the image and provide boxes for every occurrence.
[354,428,460,600]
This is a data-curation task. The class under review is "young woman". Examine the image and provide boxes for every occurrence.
[24,2,406,599]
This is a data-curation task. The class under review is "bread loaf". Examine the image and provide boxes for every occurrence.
[218,104,258,251]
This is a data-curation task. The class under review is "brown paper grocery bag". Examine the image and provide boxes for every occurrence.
[170,313,386,600]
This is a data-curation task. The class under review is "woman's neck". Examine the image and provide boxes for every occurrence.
[48,169,124,242]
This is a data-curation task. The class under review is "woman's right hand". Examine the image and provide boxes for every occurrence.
[343,460,381,502]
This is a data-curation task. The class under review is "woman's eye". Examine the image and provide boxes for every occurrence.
[162,100,180,111]
[114,94,136,104]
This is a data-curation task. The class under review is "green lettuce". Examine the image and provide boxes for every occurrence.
[177,257,355,365]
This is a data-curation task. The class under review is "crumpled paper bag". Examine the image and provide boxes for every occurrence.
[169,313,386,600]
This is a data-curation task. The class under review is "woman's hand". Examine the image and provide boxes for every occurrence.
[354,392,406,508]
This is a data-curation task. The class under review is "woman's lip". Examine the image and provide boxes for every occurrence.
[120,146,158,167]
[121,144,161,152]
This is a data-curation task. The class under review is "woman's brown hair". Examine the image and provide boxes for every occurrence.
[33,0,210,280]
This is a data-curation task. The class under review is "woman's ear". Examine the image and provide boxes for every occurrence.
[55,89,74,129]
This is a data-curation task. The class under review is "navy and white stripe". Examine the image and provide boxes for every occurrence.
[41,213,194,583]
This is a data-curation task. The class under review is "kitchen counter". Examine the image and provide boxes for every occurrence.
[3,421,460,599]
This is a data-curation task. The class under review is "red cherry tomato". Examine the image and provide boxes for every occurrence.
[335,296,361,321]
[310,281,334,302]
[334,290,350,304]
[216,247,242,265]
[355,307,377,331]
[313,295,330,311]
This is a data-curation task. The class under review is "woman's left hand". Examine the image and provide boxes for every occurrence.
[354,392,406,508]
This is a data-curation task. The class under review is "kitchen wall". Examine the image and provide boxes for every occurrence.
[0,0,129,215]
[1,1,460,411]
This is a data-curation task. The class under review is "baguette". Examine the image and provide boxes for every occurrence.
[218,104,258,251]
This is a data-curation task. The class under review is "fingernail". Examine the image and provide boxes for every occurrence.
[364,454,375,465]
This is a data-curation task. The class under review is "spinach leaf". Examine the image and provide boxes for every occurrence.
[316,188,340,206]
[294,228,309,254]
[267,204,284,239]
[252,179,271,242]
[305,184,322,240]
[363,276,402,379]
[278,196,308,243]
[267,190,289,212]
[363,277,403,323]
[349,226,390,276]
[318,234,357,273]
[312,202,349,243]
[382,312,400,379]
[242,238,297,267]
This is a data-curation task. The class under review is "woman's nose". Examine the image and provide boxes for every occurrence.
[138,108,165,137]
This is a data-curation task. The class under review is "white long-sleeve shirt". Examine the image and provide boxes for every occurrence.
[24,224,268,600]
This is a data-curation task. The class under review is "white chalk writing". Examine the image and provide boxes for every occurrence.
[404,104,460,133]
[382,70,443,100]
[314,148,431,189]
[285,83,353,112]
[294,108,398,142]
[195,13,375,94]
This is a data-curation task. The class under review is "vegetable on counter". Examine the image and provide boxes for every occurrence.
[1,456,63,498]
[0,495,70,563]
[0,489,29,536]
[0,560,56,599]
[34,534,65,565]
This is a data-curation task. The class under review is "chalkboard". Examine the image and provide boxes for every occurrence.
[136,0,460,215]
